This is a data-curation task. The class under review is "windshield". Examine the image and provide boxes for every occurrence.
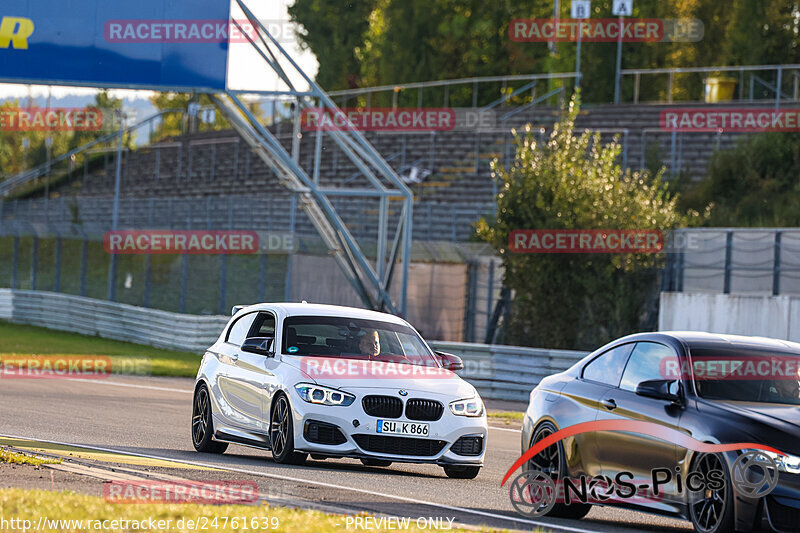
[690,348,800,405]
[282,315,439,367]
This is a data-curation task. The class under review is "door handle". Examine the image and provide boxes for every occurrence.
[230,353,239,363]
[601,398,617,410]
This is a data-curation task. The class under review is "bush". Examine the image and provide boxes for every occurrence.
[680,132,800,226]
[477,96,695,350]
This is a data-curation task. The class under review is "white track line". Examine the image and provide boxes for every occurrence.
[62,379,523,432]
[63,378,193,394]
[488,426,521,433]
[0,433,601,533]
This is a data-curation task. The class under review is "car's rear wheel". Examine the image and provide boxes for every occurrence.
[191,384,228,454]
[688,453,734,533]
[526,422,591,519]
[361,458,393,467]
[269,393,307,465]
[443,465,481,479]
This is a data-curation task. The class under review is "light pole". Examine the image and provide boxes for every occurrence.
[613,0,633,103]
[107,108,126,302]
[44,136,52,222]
[571,0,590,90]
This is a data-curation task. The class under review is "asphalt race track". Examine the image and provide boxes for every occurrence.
[0,375,692,532]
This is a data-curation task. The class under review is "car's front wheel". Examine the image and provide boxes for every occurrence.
[526,422,591,519]
[191,384,228,454]
[688,452,734,533]
[269,393,307,465]
[443,465,481,479]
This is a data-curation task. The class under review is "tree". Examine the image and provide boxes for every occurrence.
[287,0,800,104]
[148,92,246,140]
[680,132,800,227]
[289,0,377,91]
[476,95,697,349]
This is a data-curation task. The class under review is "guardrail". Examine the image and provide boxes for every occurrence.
[0,289,228,353]
[620,64,800,107]
[432,341,587,402]
[0,289,588,401]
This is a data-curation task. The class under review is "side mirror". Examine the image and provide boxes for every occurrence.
[241,337,274,357]
[636,379,680,403]
[435,351,464,371]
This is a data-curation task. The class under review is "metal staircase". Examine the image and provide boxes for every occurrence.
[0,0,414,315]
[215,0,413,315]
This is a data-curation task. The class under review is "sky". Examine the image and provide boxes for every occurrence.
[0,0,319,105]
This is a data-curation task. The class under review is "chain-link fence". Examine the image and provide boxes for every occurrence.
[664,228,800,296]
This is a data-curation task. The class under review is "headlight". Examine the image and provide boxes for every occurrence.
[761,450,800,474]
[449,397,484,417]
[294,383,355,406]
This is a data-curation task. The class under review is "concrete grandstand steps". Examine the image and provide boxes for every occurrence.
[35,100,778,237]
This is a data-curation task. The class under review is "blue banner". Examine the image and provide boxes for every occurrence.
[0,1,230,91]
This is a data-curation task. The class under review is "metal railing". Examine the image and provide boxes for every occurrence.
[327,72,581,109]
[0,195,494,243]
[0,109,185,199]
[621,64,800,107]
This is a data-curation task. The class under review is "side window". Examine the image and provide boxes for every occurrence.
[226,313,257,346]
[251,312,276,338]
[582,344,635,387]
[620,342,679,392]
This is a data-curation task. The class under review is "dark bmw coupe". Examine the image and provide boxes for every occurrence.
[520,332,800,533]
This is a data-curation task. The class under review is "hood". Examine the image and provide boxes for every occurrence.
[281,355,479,399]
[699,399,800,453]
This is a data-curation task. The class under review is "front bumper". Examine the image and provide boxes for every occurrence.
[763,472,800,532]
[288,390,487,466]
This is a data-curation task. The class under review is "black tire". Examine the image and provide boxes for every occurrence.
[443,465,481,479]
[191,384,228,454]
[688,453,735,533]
[361,458,393,467]
[527,422,591,519]
[269,393,307,465]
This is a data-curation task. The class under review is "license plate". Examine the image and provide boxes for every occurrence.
[376,420,429,437]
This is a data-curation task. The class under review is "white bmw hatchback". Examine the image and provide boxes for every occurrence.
[192,303,487,478]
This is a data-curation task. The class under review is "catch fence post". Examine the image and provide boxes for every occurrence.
[723,231,733,294]
[773,231,782,296]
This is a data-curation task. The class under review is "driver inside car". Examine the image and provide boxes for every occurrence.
[358,329,381,358]
[769,378,800,404]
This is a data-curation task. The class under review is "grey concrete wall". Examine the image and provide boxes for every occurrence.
[659,291,799,341]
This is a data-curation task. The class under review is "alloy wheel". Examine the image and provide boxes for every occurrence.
[192,387,209,446]
[689,453,728,533]
[528,426,561,479]
[271,396,290,456]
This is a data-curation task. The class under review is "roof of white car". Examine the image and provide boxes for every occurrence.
[239,302,408,325]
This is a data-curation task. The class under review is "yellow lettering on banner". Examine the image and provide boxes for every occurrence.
[0,17,34,49]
